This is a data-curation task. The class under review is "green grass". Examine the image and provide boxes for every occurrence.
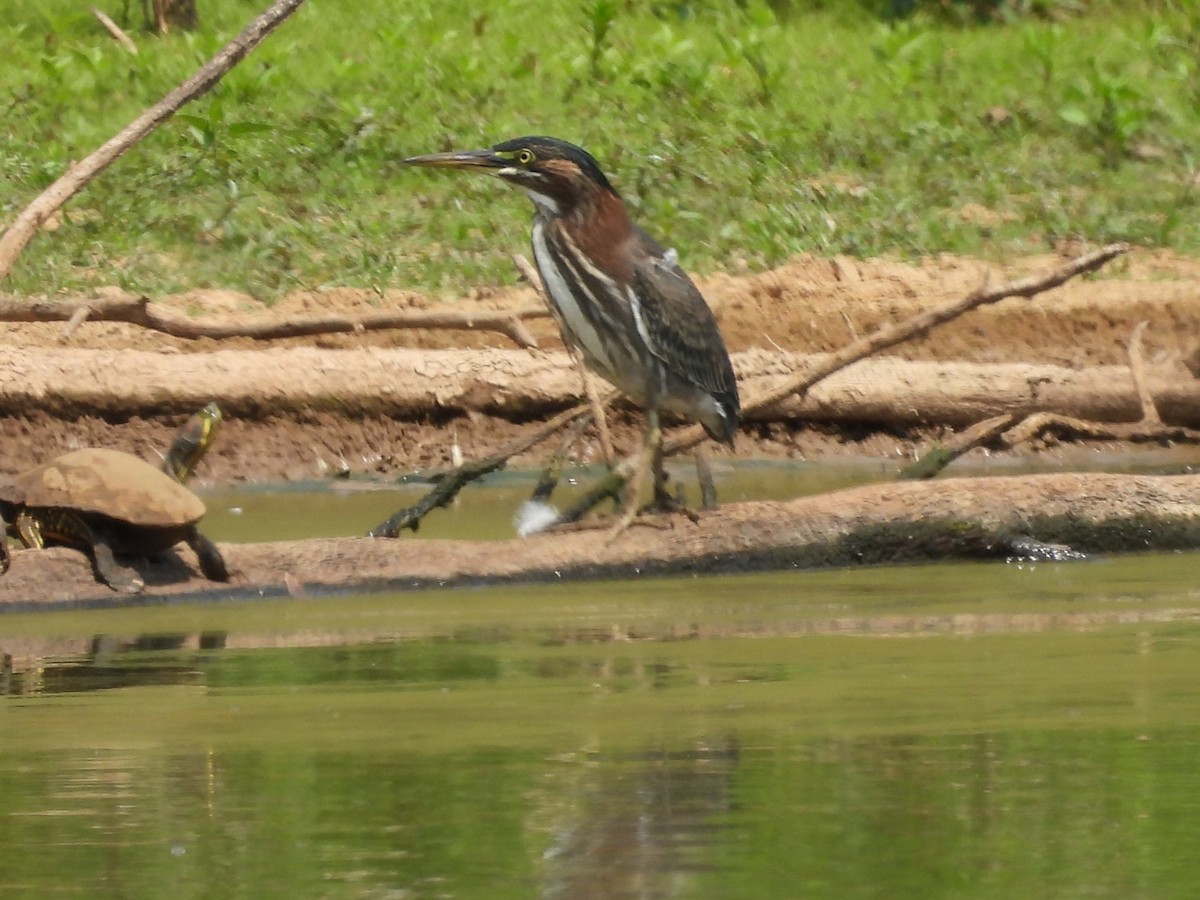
[1,0,1198,302]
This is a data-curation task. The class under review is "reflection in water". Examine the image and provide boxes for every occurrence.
[5,554,1200,897]
[537,742,738,900]
[2,632,227,696]
[6,723,1200,898]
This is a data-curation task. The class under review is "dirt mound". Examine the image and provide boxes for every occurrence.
[2,248,1198,483]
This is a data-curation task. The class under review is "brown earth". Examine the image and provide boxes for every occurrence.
[5,247,1200,604]
[5,469,1200,609]
[3,247,1200,485]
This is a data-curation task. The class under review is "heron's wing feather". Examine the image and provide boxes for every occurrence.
[628,228,738,405]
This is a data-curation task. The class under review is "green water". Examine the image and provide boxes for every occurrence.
[200,459,893,542]
[5,459,1200,898]
[4,551,1200,899]
[199,452,1200,543]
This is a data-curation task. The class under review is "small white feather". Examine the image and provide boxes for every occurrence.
[515,500,561,538]
[661,247,679,268]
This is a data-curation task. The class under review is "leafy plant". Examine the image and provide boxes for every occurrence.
[0,0,1197,301]
[583,0,619,79]
[717,0,785,102]
[1059,64,1152,167]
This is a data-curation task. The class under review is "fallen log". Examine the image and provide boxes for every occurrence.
[2,345,1197,427]
[2,471,1199,608]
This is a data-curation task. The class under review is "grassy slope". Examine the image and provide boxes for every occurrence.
[1,0,1197,302]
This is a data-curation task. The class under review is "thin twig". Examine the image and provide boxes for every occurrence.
[1127,320,1162,426]
[512,253,542,294]
[92,7,139,54]
[0,293,548,348]
[664,243,1131,459]
[59,305,91,342]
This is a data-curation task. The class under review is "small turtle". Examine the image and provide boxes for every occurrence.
[0,411,231,593]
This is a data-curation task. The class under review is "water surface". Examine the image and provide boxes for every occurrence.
[4,547,1200,898]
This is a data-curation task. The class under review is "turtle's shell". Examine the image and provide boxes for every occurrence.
[0,448,205,527]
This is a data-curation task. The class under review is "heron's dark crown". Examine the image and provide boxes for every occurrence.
[491,136,617,195]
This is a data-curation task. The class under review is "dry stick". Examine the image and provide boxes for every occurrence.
[1127,320,1162,426]
[60,305,92,341]
[664,242,1132,460]
[92,7,139,55]
[513,252,617,463]
[0,292,548,348]
[0,0,309,284]
[369,403,595,537]
[3,297,544,350]
[1000,319,1200,447]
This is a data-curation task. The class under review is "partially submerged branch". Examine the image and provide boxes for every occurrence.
[367,404,595,537]
[898,414,1016,480]
[557,245,1135,522]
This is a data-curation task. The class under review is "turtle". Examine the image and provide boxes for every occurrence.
[0,407,231,594]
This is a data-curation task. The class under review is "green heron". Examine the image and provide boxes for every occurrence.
[405,136,739,517]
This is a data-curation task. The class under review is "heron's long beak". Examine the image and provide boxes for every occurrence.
[403,149,504,172]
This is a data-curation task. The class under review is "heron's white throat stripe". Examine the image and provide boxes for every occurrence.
[531,217,643,381]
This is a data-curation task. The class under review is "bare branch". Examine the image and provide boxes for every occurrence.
[512,253,543,292]
[1002,411,1200,447]
[60,305,92,342]
[92,7,139,54]
[1127,320,1163,426]
[0,293,549,348]
[898,414,1016,480]
[664,243,1131,458]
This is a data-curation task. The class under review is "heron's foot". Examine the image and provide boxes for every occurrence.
[605,487,699,543]
[643,478,700,523]
[605,501,640,544]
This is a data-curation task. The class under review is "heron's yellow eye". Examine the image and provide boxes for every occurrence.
[516,149,535,165]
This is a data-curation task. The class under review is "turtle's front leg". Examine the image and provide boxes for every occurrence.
[186,529,232,583]
[59,514,144,594]
[91,539,145,594]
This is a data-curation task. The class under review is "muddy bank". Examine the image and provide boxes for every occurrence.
[3,249,1200,608]
[3,471,1200,608]
[1,249,1199,483]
